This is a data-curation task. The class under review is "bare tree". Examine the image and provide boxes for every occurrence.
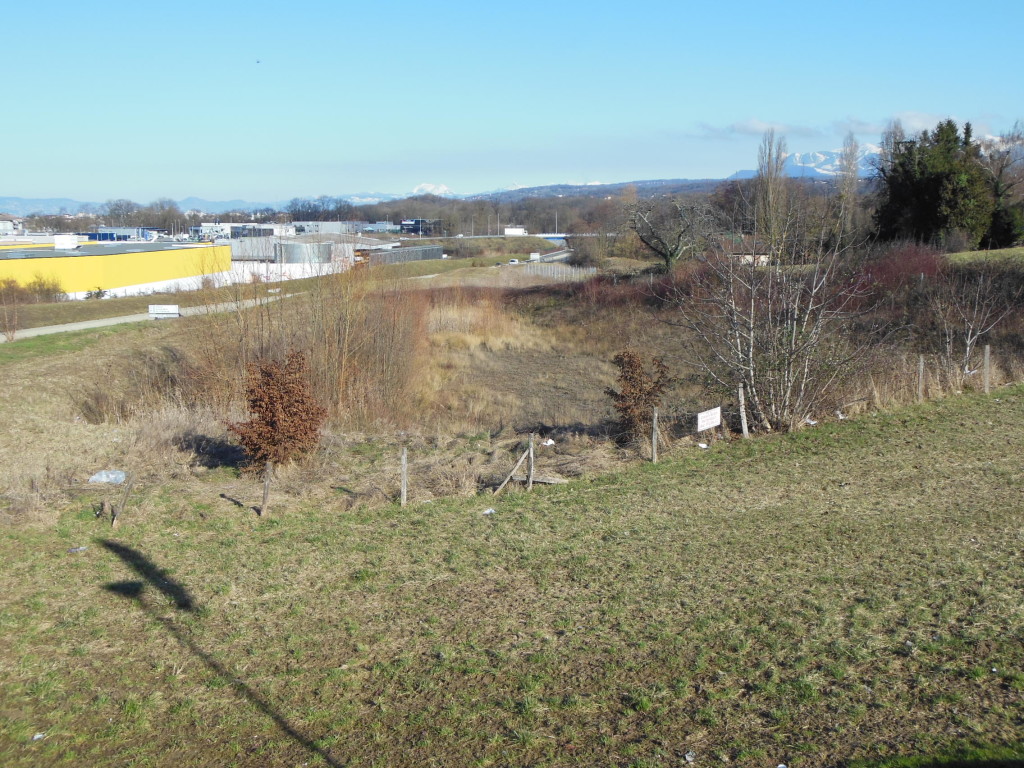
[755,129,790,255]
[876,119,907,175]
[837,132,861,240]
[980,121,1024,201]
[663,132,877,432]
[103,199,141,228]
[980,120,1024,246]
[630,198,721,272]
[927,267,1018,387]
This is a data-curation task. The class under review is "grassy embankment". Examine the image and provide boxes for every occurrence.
[947,247,1024,266]
[1,384,1022,767]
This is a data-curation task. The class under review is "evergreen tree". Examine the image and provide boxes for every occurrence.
[875,119,995,248]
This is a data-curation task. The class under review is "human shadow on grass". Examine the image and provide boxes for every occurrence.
[101,540,342,768]
[101,540,195,610]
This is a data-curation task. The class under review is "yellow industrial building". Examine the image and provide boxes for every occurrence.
[0,242,232,299]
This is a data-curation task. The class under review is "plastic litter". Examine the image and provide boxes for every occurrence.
[67,546,87,554]
[805,417,818,426]
[89,470,125,484]
[32,733,45,741]
[684,751,696,763]
[697,443,709,450]
[482,508,497,515]
[541,438,555,446]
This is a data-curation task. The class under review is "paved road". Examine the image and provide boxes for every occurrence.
[0,295,290,345]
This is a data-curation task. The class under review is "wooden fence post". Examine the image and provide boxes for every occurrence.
[114,474,134,527]
[651,407,659,463]
[738,383,750,439]
[984,344,991,394]
[918,355,925,403]
[527,433,535,491]
[400,447,408,507]
[494,449,529,496]
[261,460,272,516]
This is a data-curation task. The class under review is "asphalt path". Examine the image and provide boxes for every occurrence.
[0,295,290,344]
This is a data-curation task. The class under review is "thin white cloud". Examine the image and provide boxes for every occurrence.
[833,113,1002,142]
[891,111,958,134]
[693,119,823,140]
[831,116,887,137]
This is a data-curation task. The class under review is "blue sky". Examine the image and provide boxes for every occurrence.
[4,0,1022,203]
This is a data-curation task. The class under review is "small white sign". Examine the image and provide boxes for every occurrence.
[696,406,722,432]
[148,304,180,319]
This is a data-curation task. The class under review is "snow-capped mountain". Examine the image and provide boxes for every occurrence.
[729,143,881,180]
[411,183,455,197]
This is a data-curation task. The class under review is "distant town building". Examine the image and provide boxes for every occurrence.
[400,219,442,236]
[0,214,26,236]
[292,221,368,235]
[189,222,296,240]
[96,226,162,241]
[364,221,401,234]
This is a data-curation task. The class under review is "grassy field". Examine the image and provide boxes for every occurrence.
[1,385,1022,767]
[947,246,1024,265]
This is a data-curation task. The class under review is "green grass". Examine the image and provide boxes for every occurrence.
[6,288,229,330]
[0,325,138,366]
[947,246,1024,265]
[374,256,488,278]
[1,389,1023,766]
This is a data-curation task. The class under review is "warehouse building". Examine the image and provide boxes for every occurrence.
[0,241,232,299]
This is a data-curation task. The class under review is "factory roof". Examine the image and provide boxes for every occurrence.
[0,242,218,260]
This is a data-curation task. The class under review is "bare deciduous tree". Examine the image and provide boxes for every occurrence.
[755,129,790,255]
[662,132,878,432]
[837,132,861,240]
[927,267,1018,387]
[630,198,721,272]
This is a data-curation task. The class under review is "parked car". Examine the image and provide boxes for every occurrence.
[508,258,519,264]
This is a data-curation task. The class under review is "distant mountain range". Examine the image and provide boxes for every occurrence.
[729,144,881,180]
[0,145,884,216]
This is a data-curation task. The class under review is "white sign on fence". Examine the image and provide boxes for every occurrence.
[696,406,722,432]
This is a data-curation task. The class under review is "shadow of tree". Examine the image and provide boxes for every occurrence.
[174,430,246,469]
[100,540,342,767]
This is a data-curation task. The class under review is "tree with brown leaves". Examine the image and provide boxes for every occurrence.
[229,351,327,513]
[605,350,673,445]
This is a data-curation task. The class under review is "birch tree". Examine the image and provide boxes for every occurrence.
[664,132,875,431]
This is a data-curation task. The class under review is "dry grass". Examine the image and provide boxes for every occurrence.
[5,265,1020,526]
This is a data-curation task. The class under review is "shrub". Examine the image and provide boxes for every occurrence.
[229,351,327,472]
[864,242,943,292]
[605,349,673,444]
[25,275,66,303]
